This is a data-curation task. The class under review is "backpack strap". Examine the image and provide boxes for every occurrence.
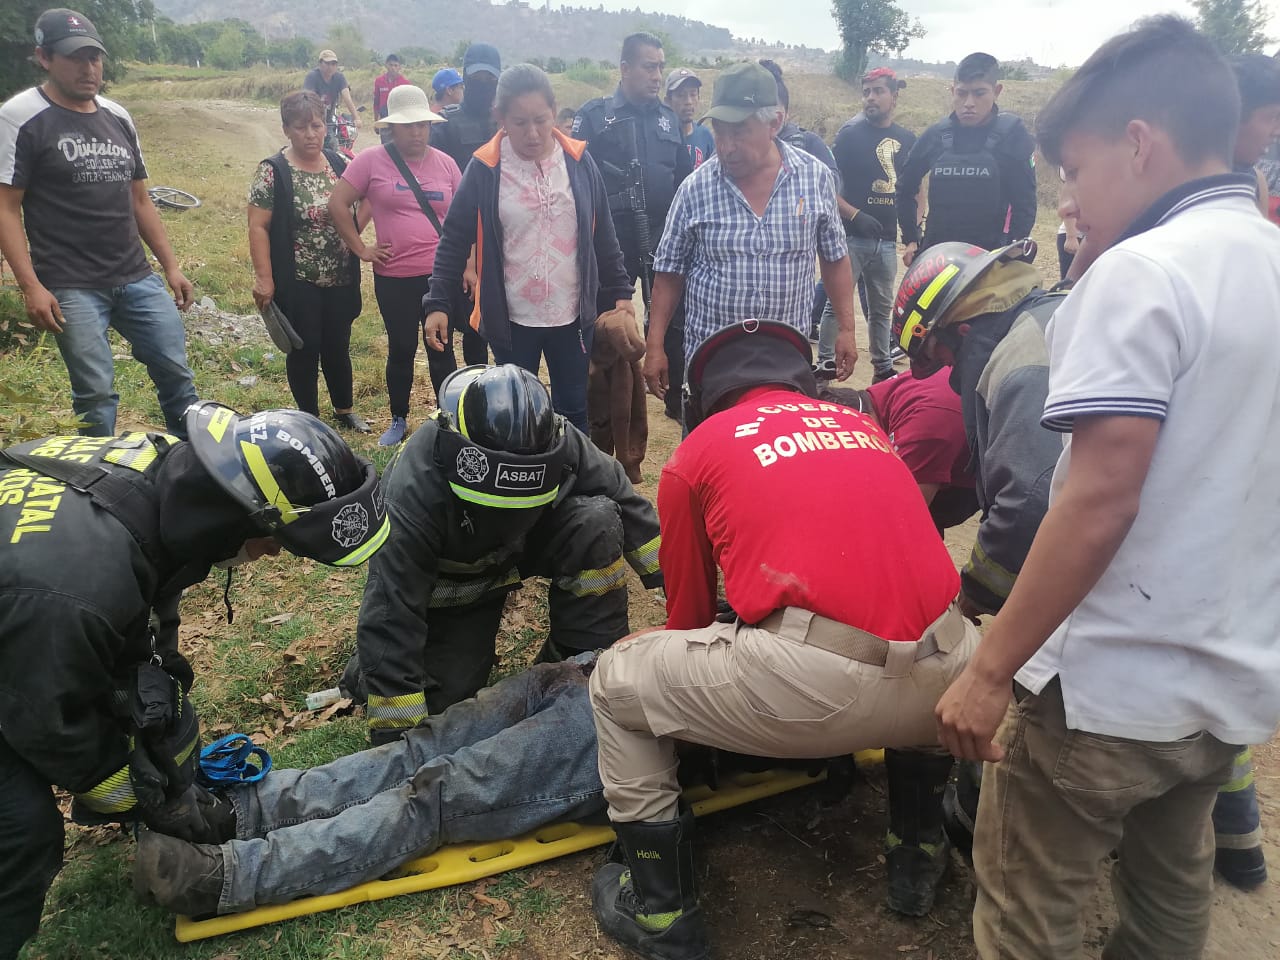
[384,142,444,237]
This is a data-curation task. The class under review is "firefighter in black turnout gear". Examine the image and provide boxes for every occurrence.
[896,53,1037,265]
[428,41,503,368]
[345,364,662,744]
[575,32,692,420]
[0,403,387,960]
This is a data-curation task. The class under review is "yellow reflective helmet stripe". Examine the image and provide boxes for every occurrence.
[239,441,301,524]
[333,515,392,567]
[456,381,473,440]
[206,406,235,443]
[917,263,960,310]
[898,311,924,351]
[448,483,559,510]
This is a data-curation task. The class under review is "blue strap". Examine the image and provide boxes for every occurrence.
[198,733,272,785]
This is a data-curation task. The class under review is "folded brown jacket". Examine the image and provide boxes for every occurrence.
[587,308,647,484]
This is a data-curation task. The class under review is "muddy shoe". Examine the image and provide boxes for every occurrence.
[335,412,371,433]
[133,829,225,916]
[1216,846,1268,890]
[886,832,950,916]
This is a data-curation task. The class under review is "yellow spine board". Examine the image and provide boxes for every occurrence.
[175,750,884,942]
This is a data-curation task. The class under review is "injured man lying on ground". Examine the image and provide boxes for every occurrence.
[134,656,603,916]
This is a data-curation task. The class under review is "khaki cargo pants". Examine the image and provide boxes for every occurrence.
[588,604,979,822]
[972,678,1240,960]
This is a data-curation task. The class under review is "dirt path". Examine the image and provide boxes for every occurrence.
[129,97,1280,960]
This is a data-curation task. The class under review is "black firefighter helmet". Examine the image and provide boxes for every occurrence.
[434,364,568,509]
[186,402,389,567]
[683,319,817,430]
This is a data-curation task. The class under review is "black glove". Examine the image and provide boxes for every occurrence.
[129,663,201,807]
[137,782,233,844]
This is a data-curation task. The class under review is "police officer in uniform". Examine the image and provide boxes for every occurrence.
[0,403,387,959]
[895,53,1037,266]
[344,364,662,745]
[427,41,503,368]
[574,32,693,420]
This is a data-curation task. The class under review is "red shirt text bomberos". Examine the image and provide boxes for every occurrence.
[658,387,960,638]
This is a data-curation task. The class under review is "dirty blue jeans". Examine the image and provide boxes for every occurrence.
[218,658,604,913]
[49,273,198,437]
[818,236,897,376]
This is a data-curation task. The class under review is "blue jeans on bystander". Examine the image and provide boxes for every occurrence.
[491,321,593,434]
[818,237,897,376]
[49,273,198,437]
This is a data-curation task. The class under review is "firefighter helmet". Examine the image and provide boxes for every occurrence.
[683,319,816,430]
[891,239,1038,359]
[186,402,389,567]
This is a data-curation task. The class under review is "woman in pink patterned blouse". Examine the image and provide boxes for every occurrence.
[423,64,634,431]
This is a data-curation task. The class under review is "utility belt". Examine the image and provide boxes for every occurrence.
[757,602,965,678]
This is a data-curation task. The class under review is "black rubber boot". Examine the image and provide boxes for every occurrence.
[885,749,956,917]
[133,829,225,916]
[591,809,711,960]
[1216,846,1268,890]
[942,760,982,864]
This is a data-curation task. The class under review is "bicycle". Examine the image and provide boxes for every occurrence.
[147,185,201,210]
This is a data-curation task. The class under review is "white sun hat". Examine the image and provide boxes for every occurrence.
[376,85,446,128]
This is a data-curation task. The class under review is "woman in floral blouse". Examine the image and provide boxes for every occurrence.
[247,90,370,432]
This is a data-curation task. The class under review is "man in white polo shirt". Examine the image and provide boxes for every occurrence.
[935,16,1280,959]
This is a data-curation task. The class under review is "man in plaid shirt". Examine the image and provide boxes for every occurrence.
[642,61,860,407]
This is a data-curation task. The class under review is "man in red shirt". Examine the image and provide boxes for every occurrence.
[828,369,977,534]
[372,54,409,121]
[588,321,977,960]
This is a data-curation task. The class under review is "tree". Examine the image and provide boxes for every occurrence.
[325,22,372,67]
[1,0,149,99]
[829,0,925,83]
[206,24,247,70]
[1194,0,1272,54]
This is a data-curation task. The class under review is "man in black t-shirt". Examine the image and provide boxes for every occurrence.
[303,50,360,149]
[819,68,917,382]
[0,8,198,438]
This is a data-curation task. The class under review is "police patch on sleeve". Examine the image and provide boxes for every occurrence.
[331,502,370,548]
[456,446,490,484]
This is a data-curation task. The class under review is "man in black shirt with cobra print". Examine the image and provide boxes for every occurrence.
[819,68,917,383]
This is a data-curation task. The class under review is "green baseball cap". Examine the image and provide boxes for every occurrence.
[701,61,779,123]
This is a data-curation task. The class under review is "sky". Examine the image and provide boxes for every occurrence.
[562,0,1280,67]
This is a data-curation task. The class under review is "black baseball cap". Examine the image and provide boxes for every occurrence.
[463,42,501,78]
[35,8,106,56]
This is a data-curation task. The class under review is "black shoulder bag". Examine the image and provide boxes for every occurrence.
[384,141,445,236]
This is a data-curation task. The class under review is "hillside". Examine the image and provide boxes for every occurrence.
[152,0,747,65]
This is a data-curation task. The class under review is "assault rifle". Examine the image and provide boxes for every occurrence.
[596,114,654,308]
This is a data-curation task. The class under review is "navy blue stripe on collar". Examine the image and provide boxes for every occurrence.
[1116,173,1257,244]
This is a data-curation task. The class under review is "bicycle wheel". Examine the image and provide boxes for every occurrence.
[149,186,201,210]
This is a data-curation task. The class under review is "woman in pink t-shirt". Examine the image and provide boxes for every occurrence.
[329,85,462,446]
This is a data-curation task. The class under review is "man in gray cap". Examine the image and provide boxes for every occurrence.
[664,67,713,169]
[0,8,199,439]
[642,61,859,407]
